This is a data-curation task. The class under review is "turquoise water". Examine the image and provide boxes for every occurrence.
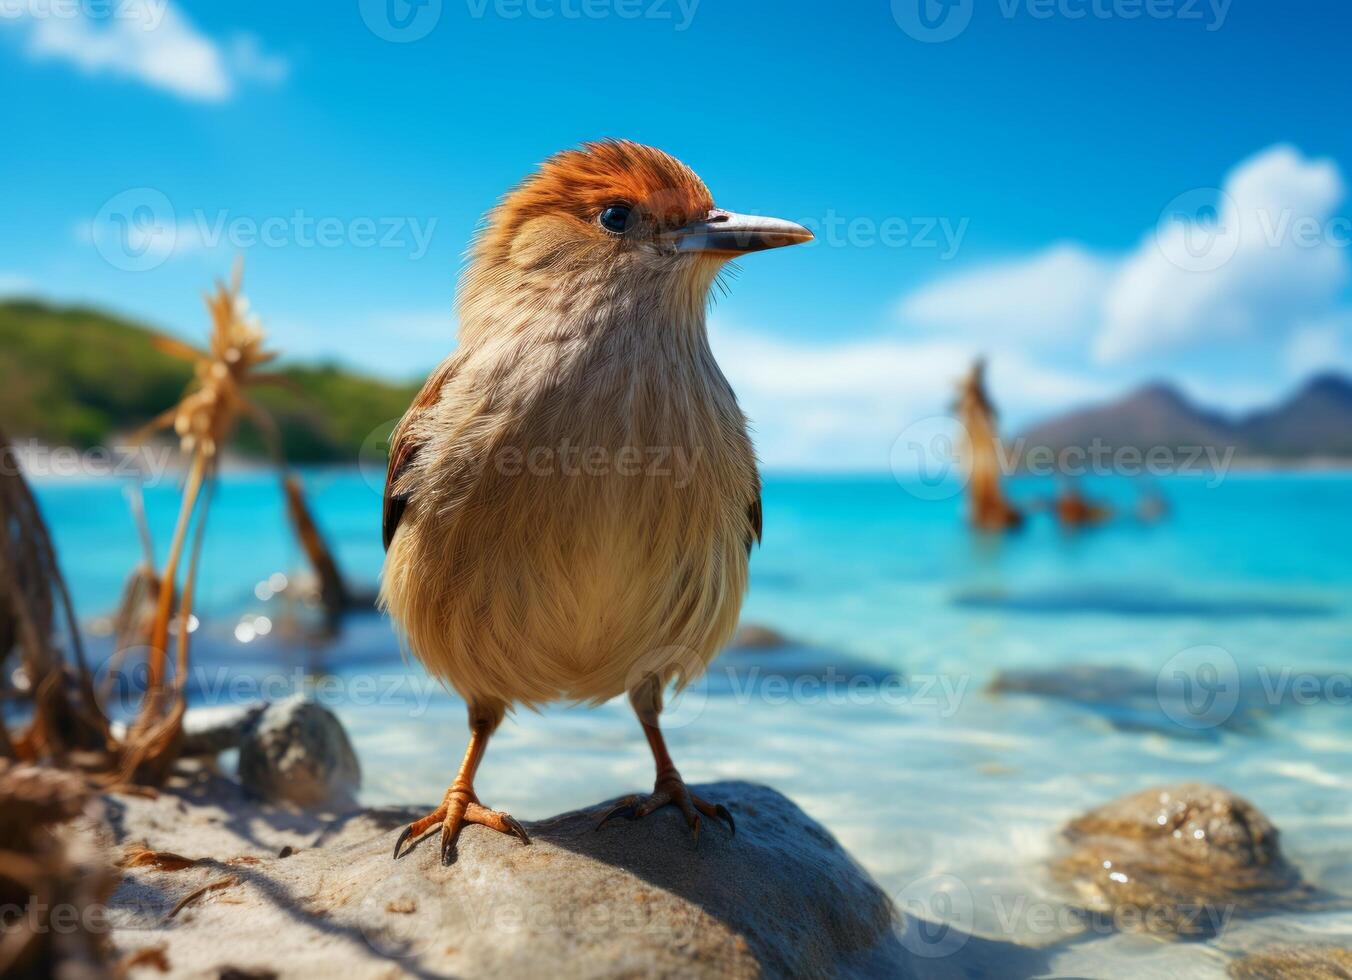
[30,471,1352,977]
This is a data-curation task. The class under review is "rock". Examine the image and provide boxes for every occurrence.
[95,773,910,978]
[1228,946,1352,978]
[111,702,269,757]
[237,696,360,807]
[727,623,791,650]
[180,702,270,756]
[1051,783,1307,936]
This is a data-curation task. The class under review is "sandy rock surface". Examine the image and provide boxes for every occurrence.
[95,771,912,979]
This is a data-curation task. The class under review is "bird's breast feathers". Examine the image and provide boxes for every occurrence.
[380,329,759,707]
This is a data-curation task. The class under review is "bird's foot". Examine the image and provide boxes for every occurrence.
[392,786,530,865]
[595,771,735,840]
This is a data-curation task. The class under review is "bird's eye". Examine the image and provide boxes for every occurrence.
[598,205,632,234]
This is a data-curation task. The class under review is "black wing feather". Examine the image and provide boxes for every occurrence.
[746,492,762,557]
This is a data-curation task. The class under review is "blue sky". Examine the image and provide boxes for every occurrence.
[2,0,1350,467]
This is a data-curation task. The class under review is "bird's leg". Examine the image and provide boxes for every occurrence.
[392,701,529,864]
[595,677,735,840]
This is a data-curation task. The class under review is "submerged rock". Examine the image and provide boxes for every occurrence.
[953,586,1333,619]
[1051,783,1307,937]
[989,664,1287,739]
[97,774,908,978]
[727,623,792,650]
[237,696,360,807]
[713,625,900,699]
[1227,945,1352,978]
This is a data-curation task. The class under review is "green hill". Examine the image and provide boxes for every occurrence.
[0,300,422,464]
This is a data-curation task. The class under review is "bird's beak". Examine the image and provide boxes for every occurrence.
[666,209,814,255]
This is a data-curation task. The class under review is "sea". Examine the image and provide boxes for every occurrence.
[28,468,1352,978]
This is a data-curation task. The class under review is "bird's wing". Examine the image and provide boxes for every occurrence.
[382,356,458,551]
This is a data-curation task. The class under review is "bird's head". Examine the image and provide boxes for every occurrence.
[460,140,812,337]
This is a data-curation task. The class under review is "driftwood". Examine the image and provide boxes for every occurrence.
[282,474,350,631]
[954,359,1024,532]
[0,427,111,764]
[0,760,115,979]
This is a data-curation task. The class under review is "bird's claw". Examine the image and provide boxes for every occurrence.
[594,795,642,831]
[712,803,736,836]
[502,814,532,845]
[594,778,735,840]
[391,794,530,864]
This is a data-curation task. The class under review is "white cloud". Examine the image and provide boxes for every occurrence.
[1285,314,1352,379]
[1096,145,1349,363]
[891,144,1351,404]
[225,31,289,86]
[900,243,1114,344]
[2,0,286,102]
[75,213,206,263]
[710,320,1101,470]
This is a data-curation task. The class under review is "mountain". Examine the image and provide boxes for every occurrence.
[0,300,421,464]
[1241,373,1352,458]
[1017,382,1237,455]
[1016,374,1352,462]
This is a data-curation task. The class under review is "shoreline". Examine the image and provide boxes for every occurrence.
[16,450,1352,486]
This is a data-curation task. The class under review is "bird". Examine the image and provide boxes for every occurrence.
[380,140,812,864]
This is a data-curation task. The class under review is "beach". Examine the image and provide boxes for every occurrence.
[25,468,1352,976]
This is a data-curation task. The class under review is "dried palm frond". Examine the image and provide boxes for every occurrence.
[0,428,110,765]
[119,262,281,785]
[100,486,171,710]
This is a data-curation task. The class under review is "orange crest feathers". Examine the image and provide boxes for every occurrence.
[475,140,714,261]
